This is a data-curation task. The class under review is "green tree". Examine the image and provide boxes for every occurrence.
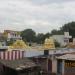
[54,40,60,48]
[21,29,36,43]
[61,21,75,37]
[36,33,51,44]
[51,29,63,35]
[44,32,51,38]
[0,35,6,42]
[36,33,45,44]
[51,29,58,35]
[51,21,75,37]
[6,38,15,46]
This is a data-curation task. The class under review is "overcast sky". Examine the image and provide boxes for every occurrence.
[0,0,75,33]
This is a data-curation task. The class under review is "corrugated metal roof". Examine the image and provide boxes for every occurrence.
[0,58,37,70]
[56,54,75,60]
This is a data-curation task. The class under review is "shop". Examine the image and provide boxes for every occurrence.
[31,55,57,75]
[56,54,75,75]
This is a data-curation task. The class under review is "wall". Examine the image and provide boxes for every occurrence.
[64,60,75,75]
[52,35,65,46]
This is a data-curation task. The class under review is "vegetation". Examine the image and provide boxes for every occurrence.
[21,29,36,43]
[54,40,60,48]
[0,21,74,47]
[61,22,75,37]
[21,21,75,47]
[51,21,75,37]
[6,38,15,46]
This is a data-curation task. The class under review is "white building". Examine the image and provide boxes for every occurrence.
[52,32,72,47]
[4,30,22,41]
[52,35,65,46]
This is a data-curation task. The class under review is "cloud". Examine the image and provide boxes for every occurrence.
[0,0,75,33]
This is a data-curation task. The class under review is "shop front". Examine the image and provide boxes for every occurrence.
[56,54,75,75]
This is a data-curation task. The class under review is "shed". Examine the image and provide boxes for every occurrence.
[0,58,40,75]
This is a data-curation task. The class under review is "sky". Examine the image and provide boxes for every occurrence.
[0,0,75,33]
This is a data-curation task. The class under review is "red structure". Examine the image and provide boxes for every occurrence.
[0,51,25,60]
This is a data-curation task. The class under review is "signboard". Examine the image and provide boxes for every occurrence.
[65,60,75,73]
[65,60,75,68]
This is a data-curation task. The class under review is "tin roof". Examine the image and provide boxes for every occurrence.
[56,54,75,60]
[0,58,37,70]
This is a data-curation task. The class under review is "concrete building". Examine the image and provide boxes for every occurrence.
[52,35,65,46]
[0,33,6,46]
[4,30,22,41]
[31,55,54,75]
[52,32,72,47]
[56,54,75,75]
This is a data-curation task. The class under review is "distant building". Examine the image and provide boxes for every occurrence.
[52,32,72,47]
[4,30,22,41]
[52,35,65,46]
[0,33,6,46]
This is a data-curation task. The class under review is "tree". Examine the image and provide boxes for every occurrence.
[6,38,15,46]
[36,33,45,44]
[21,29,36,43]
[51,29,58,35]
[0,35,6,42]
[36,33,51,44]
[54,40,60,48]
[44,33,51,38]
[51,29,63,35]
[61,21,75,37]
[51,21,75,37]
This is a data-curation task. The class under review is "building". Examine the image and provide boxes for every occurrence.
[31,55,52,75]
[0,33,6,46]
[0,58,40,75]
[8,40,29,50]
[52,32,72,47]
[0,48,40,75]
[0,30,22,46]
[56,54,75,75]
[4,30,22,41]
[43,37,55,50]
[52,35,65,47]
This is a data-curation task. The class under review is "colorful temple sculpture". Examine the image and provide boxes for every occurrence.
[0,50,25,60]
[0,40,40,75]
[43,37,55,50]
[8,40,29,50]
[0,40,30,60]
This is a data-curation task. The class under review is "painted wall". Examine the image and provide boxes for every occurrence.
[64,60,75,75]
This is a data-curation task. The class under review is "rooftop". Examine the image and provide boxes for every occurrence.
[0,58,37,70]
[56,54,75,60]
